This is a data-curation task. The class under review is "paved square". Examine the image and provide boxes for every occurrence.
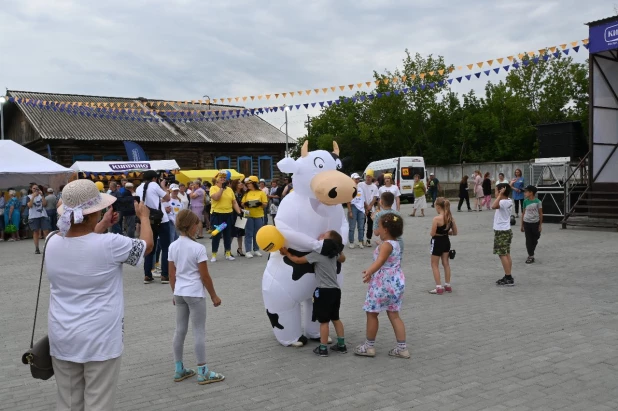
[1,204,617,410]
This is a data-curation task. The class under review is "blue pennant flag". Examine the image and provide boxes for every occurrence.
[420,84,426,90]
[368,95,375,100]
[456,77,462,83]
[295,104,301,109]
[447,79,453,84]
[273,107,278,112]
[351,97,357,102]
[493,68,500,74]
[484,70,490,76]
[327,100,332,105]
[583,43,589,50]
[428,82,435,88]
[344,97,350,102]
[402,87,409,93]
[303,103,309,109]
[319,102,324,107]
[474,73,481,78]
[503,65,510,71]
[465,75,471,80]
[543,55,550,61]
[393,90,399,95]
[384,91,391,96]
[522,60,529,66]
[438,80,444,86]
[359,96,366,101]
[562,49,569,55]
[411,86,417,92]
[533,57,539,64]
[553,52,560,58]
[376,93,383,98]
[513,63,520,69]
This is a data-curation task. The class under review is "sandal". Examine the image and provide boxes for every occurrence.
[388,347,411,359]
[174,368,196,382]
[525,256,535,264]
[197,368,225,385]
[353,344,376,357]
[237,248,245,257]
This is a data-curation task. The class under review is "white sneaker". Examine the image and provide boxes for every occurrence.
[226,254,235,261]
[358,242,365,249]
[365,240,371,247]
[290,341,305,347]
[254,251,263,257]
[210,255,217,263]
[245,252,254,258]
[349,243,355,249]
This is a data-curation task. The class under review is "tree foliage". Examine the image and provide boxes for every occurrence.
[301,50,588,171]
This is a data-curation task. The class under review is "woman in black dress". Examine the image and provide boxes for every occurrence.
[457,175,471,212]
[231,180,247,256]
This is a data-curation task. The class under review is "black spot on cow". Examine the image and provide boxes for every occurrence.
[283,249,315,281]
[266,310,284,330]
[298,335,309,345]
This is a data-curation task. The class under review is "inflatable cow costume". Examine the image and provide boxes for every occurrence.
[262,141,356,346]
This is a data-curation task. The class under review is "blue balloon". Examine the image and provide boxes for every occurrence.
[225,170,232,180]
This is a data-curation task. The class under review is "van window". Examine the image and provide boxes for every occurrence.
[373,168,396,180]
[401,166,425,180]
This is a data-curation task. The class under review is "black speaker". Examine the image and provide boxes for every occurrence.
[537,121,588,160]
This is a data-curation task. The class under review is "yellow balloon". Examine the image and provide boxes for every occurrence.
[256,225,285,253]
[95,181,104,192]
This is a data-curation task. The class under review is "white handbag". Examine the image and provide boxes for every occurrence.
[234,216,247,230]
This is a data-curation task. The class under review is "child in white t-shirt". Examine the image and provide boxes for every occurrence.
[168,209,224,385]
[492,183,514,286]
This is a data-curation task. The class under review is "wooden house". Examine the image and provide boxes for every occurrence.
[2,90,296,181]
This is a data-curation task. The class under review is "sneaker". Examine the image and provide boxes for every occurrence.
[353,343,376,357]
[496,275,515,286]
[152,267,162,278]
[35,249,41,255]
[428,287,444,295]
[313,346,328,357]
[254,250,263,257]
[210,254,217,263]
[161,276,170,284]
[388,347,411,359]
[444,285,452,293]
[330,344,348,354]
[365,240,371,247]
[144,277,154,284]
[358,242,364,249]
[245,252,254,258]
[225,253,235,261]
[349,243,355,249]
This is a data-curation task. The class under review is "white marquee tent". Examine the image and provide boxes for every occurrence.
[0,140,74,189]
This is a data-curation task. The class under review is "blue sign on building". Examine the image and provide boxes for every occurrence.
[588,17,618,54]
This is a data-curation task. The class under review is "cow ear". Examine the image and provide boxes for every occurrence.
[277,157,297,174]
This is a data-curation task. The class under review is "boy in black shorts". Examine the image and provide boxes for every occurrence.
[280,230,347,357]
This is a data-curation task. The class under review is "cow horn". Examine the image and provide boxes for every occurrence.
[301,140,309,157]
[333,141,340,156]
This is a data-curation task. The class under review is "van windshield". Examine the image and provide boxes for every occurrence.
[401,166,425,180]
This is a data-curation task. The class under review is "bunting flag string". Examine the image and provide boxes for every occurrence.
[6,42,588,124]
[1,39,590,110]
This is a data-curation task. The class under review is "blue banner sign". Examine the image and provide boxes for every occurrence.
[589,19,618,54]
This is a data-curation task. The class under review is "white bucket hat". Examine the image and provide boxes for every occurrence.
[57,179,117,236]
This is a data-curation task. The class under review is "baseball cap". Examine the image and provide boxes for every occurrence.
[47,188,54,193]
[125,182,134,188]
[351,173,361,179]
[365,169,374,177]
[169,184,180,191]
[259,178,266,182]
[524,185,537,194]
[430,172,434,176]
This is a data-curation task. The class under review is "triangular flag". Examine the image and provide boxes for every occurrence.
[582,39,589,45]
[295,104,300,109]
[449,67,455,72]
[477,62,483,68]
[213,99,218,103]
[283,93,288,97]
[296,91,302,95]
[428,83,435,89]
[356,83,363,88]
[438,69,444,75]
[420,84,426,90]
[573,46,580,53]
[474,72,481,78]
[560,44,567,50]
[401,76,407,81]
[329,87,335,92]
[382,79,389,85]
[550,46,556,53]
[243,97,247,101]
[274,94,279,98]
[410,74,416,80]
[265,95,271,100]
[227,98,232,103]
[487,60,493,66]
[507,56,514,62]
[319,102,324,107]
[257,95,263,100]
[392,77,399,83]
[428,71,435,76]
[384,91,391,96]
[484,70,490,76]
[456,77,462,83]
[375,80,381,86]
[518,53,524,59]
[553,52,560,58]
[303,103,309,109]
[419,73,425,79]
[543,55,550,61]
[533,57,539,64]
[562,49,569,55]
[306,90,312,95]
[311,102,316,108]
[315,89,321,94]
[359,95,366,101]
[493,68,500,74]
[366,81,372,87]
[348,84,354,90]
[513,62,520,69]
[467,64,473,70]
[447,79,453,84]
[528,51,535,57]
[339,85,345,91]
[539,49,546,55]
[327,100,333,106]
[250,96,255,101]
[583,43,589,49]
[457,66,463,70]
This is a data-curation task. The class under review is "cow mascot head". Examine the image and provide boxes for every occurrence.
[261,140,356,347]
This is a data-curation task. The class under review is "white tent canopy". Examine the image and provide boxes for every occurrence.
[0,140,74,190]
[70,160,180,173]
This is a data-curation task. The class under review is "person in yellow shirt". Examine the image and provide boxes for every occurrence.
[241,176,268,258]
[209,172,242,262]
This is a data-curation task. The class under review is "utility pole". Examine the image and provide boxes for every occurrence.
[304,114,312,141]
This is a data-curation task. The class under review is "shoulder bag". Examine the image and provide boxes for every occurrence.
[21,231,58,380]
[143,182,164,227]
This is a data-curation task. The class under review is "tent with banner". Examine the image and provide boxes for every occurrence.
[0,140,74,189]
[176,169,245,185]
[70,160,180,182]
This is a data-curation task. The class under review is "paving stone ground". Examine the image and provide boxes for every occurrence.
[1,204,618,411]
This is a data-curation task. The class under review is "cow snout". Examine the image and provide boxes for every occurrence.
[310,170,358,206]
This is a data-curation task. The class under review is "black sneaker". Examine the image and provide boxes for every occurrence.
[144,277,154,284]
[313,346,328,357]
[35,249,41,255]
[496,275,515,286]
[330,344,348,354]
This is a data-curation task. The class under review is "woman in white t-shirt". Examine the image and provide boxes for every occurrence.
[45,179,153,410]
[378,173,401,211]
[168,209,224,385]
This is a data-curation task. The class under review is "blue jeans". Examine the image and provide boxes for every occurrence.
[170,221,179,242]
[245,217,264,253]
[348,206,366,243]
[144,221,171,278]
[431,190,437,206]
[211,212,234,255]
[46,209,58,231]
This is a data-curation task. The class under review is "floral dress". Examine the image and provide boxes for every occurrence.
[363,240,405,313]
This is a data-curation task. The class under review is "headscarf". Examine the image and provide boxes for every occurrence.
[57,196,102,237]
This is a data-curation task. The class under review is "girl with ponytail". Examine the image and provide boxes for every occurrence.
[429,197,458,295]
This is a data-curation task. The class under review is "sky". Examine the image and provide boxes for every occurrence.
[0,0,614,139]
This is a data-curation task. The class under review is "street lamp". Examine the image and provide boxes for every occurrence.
[0,96,6,140]
[283,105,290,157]
[202,95,210,110]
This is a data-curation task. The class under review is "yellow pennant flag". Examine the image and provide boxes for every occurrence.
[235,97,239,102]
[287,92,292,97]
[339,85,345,91]
[400,76,407,82]
[410,74,416,80]
[582,38,589,45]
[507,56,514,62]
[487,60,493,66]
[448,67,455,73]
[392,77,398,83]
[467,64,473,70]
[257,95,263,100]
[419,73,425,79]
[330,86,336,92]
[518,53,524,59]
[457,66,462,70]
[527,51,535,57]
[571,41,578,47]
[477,62,483,68]
[315,89,321,94]
[198,100,203,104]
[497,57,504,64]
[428,71,434,76]
[322,88,329,93]
[560,44,567,50]
[539,49,546,55]
[242,97,247,101]
[365,81,372,87]
[227,98,232,103]
[297,91,302,96]
[250,96,255,101]
[306,90,312,95]
[438,69,444,75]
[382,79,389,85]
[274,94,279,99]
[348,84,354,90]
[357,82,363,88]
[549,46,556,53]
[213,99,218,103]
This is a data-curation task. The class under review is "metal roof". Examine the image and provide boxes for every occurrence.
[585,15,618,26]
[7,90,294,145]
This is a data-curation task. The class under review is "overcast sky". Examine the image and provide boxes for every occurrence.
[0,0,614,139]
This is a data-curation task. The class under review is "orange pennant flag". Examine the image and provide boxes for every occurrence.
[582,39,589,45]
[571,41,578,47]
[518,53,524,59]
[527,51,535,57]
[448,67,455,73]
[438,69,444,75]
[339,85,345,91]
[410,74,416,80]
[191,100,196,104]
[306,90,312,95]
[274,94,279,99]
[375,80,381,86]
[257,95,263,100]
[213,99,218,103]
[227,98,232,103]
[539,49,546,55]
[549,46,556,53]
[357,83,363,88]
[400,76,407,82]
[366,82,372,87]
[315,89,320,94]
[322,88,328,93]
[330,87,335,92]
[467,64,473,70]
[419,73,425,79]
[348,84,354,90]
[392,77,399,83]
[507,56,514,62]
[235,97,239,102]
[283,93,288,98]
[382,79,389,85]
[428,71,434,76]
[78,102,82,107]
[497,57,504,64]
[560,44,567,50]
[250,96,255,101]
[477,62,483,68]
[297,91,303,96]
[242,97,247,102]
[487,60,493,66]
[198,100,203,104]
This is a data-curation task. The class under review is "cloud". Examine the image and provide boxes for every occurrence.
[0,0,611,138]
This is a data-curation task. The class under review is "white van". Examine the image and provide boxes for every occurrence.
[364,157,427,202]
